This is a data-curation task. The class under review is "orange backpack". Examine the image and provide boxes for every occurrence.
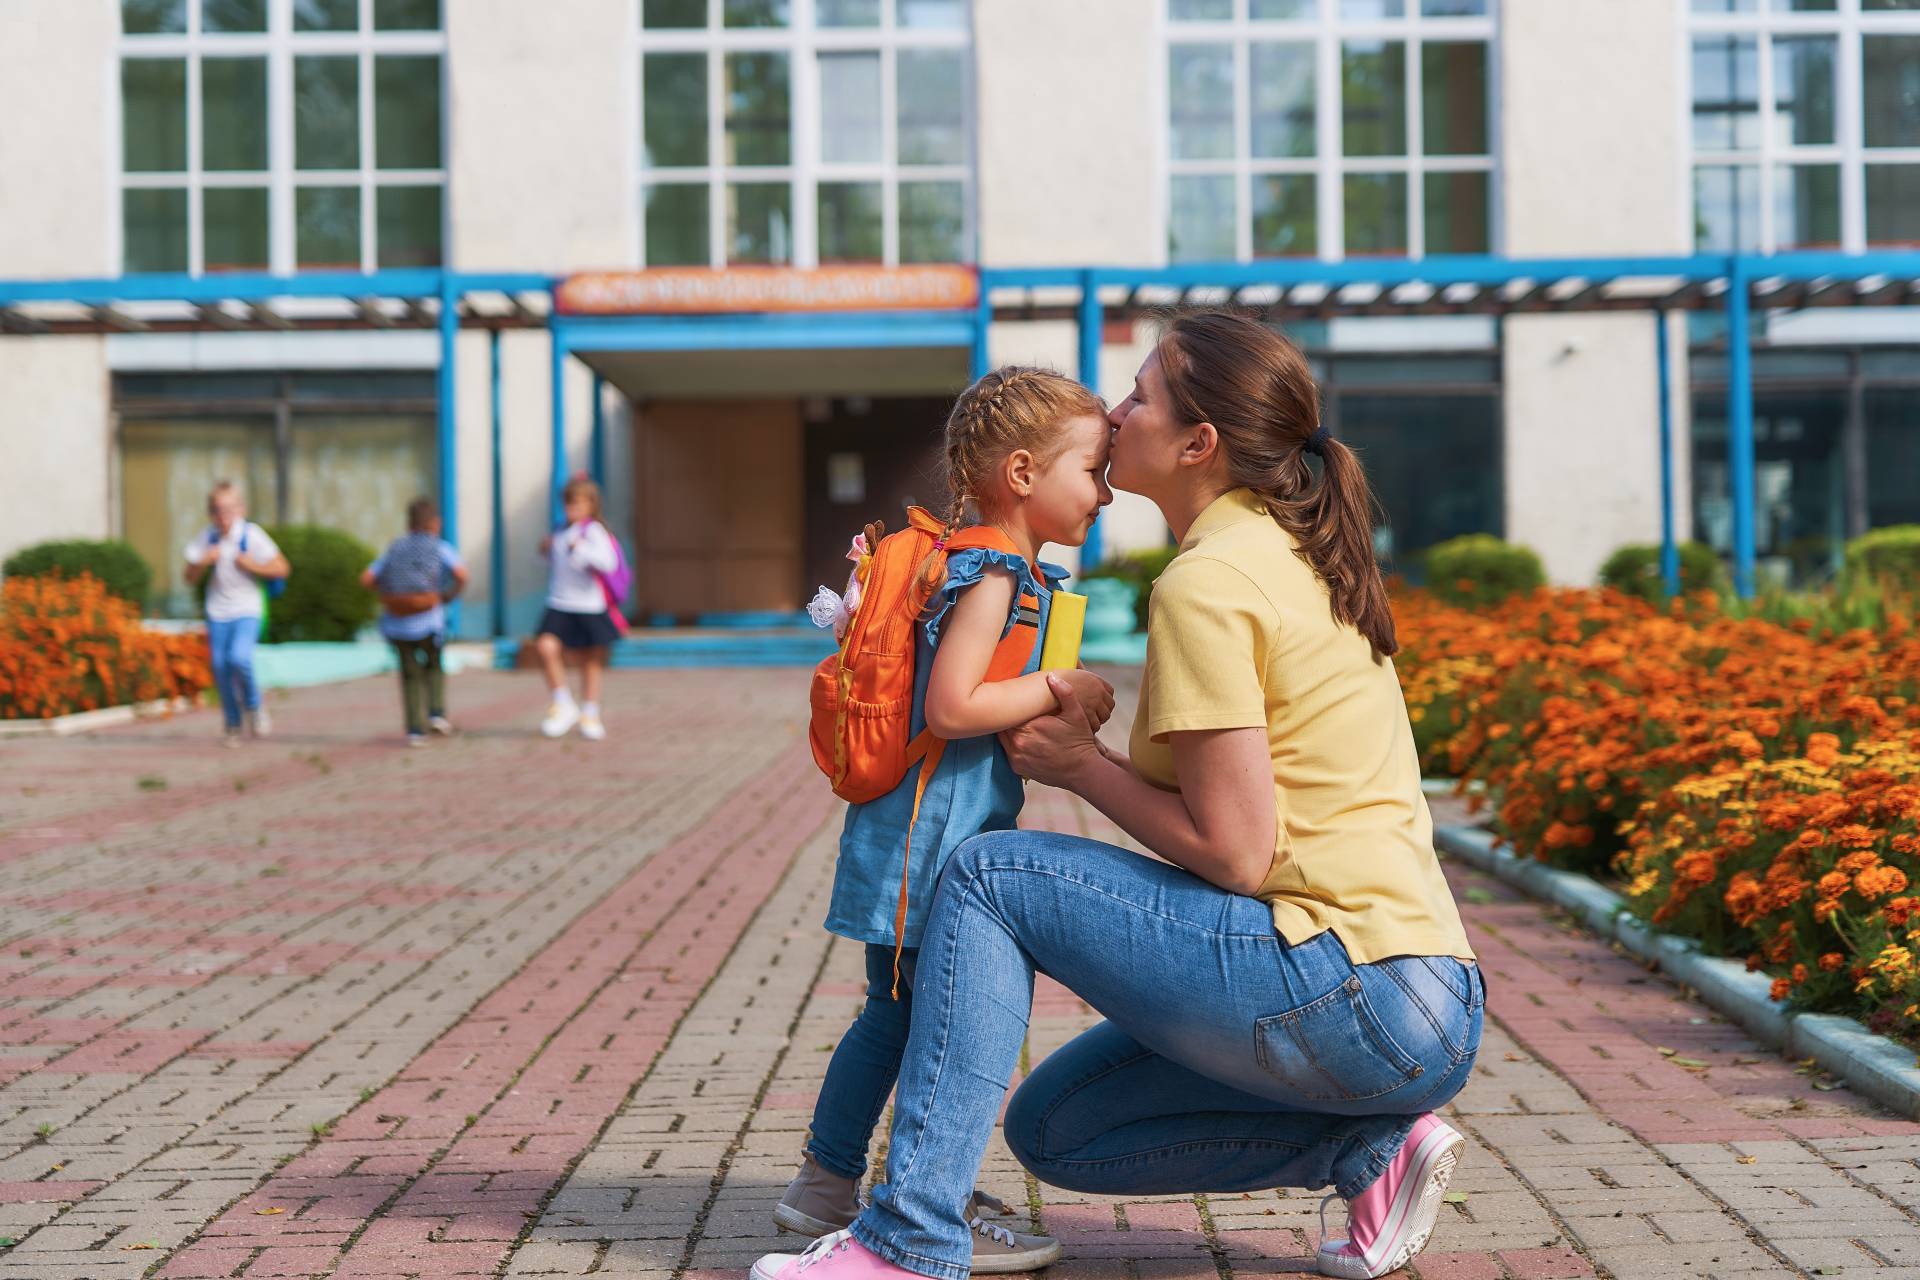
[809,506,1046,989]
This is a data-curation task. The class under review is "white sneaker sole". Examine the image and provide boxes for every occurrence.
[751,1252,803,1280]
[772,1203,847,1238]
[1317,1121,1466,1279]
[970,1237,1062,1274]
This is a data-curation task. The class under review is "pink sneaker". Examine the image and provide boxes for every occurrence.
[1316,1113,1466,1279]
[751,1229,923,1280]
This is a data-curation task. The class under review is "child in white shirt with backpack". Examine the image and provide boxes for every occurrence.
[182,480,288,747]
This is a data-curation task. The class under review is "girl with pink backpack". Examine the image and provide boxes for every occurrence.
[534,475,631,741]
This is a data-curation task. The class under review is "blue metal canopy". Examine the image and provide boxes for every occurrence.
[5,251,1919,626]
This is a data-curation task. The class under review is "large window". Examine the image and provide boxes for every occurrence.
[1692,347,1920,586]
[1319,351,1504,569]
[1689,0,1920,252]
[638,0,973,267]
[118,372,437,615]
[1164,0,1496,263]
[119,0,445,275]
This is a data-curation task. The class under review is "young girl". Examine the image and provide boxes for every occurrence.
[535,475,621,740]
[776,368,1117,1274]
[182,480,289,747]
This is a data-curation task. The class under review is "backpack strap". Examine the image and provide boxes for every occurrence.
[891,729,946,997]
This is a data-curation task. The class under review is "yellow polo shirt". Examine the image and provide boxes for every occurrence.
[1128,487,1474,964]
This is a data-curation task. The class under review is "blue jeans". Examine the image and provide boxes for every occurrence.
[807,945,920,1180]
[206,616,262,729]
[851,830,1484,1280]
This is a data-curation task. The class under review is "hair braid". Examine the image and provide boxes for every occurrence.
[909,364,1106,603]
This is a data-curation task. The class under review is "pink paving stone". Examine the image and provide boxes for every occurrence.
[1132,1261,1222,1280]
[0,1179,107,1201]
[242,1244,347,1275]
[1215,1228,1310,1259]
[1124,1202,1203,1233]
[761,1091,819,1110]
[1497,1247,1595,1279]
[156,1246,258,1279]
[1413,1253,1506,1280]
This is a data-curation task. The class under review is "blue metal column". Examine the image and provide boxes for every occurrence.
[970,272,992,378]
[1725,257,1758,598]
[489,327,506,639]
[1077,269,1104,571]
[1655,310,1679,596]
[436,277,462,632]
[549,316,568,530]
[590,371,607,488]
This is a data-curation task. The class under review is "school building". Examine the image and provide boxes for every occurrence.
[2,0,1918,636]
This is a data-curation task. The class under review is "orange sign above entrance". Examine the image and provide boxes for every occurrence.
[555,265,979,315]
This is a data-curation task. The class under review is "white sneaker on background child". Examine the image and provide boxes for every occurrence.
[541,691,579,738]
[249,706,272,738]
[579,703,606,741]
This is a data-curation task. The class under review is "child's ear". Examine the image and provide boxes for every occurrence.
[1004,448,1036,498]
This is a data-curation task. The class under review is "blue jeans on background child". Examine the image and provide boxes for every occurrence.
[206,616,262,729]
[849,829,1484,1280]
[808,944,920,1180]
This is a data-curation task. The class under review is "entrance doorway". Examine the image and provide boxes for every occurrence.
[630,395,953,619]
[802,397,948,601]
[633,399,805,619]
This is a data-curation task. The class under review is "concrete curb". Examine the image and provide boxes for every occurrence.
[0,697,195,739]
[1436,823,1920,1121]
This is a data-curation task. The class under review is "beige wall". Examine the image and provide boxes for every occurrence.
[0,340,114,558]
[973,0,1160,267]
[1499,0,1688,583]
[1502,313,1669,585]
[447,0,636,272]
[454,330,599,636]
[0,2,115,277]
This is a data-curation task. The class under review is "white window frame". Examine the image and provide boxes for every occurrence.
[1159,0,1500,264]
[1685,0,1920,255]
[633,0,975,268]
[116,0,447,276]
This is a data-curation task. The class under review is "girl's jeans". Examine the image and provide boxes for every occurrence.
[806,944,919,1181]
[206,616,262,730]
[851,830,1484,1280]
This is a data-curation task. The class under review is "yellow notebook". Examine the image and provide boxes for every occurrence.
[1039,590,1086,670]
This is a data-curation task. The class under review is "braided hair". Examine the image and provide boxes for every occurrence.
[914,366,1107,599]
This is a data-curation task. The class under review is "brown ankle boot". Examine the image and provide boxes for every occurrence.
[773,1154,863,1237]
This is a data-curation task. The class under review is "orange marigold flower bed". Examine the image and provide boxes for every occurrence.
[1395,584,1920,1032]
[0,573,213,720]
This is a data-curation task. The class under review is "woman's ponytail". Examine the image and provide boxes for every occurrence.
[1157,310,1398,660]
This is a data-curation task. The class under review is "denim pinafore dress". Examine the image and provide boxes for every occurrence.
[824,546,1068,949]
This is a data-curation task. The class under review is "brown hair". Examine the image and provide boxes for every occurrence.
[561,474,603,522]
[1156,310,1397,660]
[407,495,439,531]
[206,480,240,514]
[916,366,1106,595]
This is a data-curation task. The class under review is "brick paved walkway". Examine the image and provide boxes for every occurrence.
[3,670,1919,1280]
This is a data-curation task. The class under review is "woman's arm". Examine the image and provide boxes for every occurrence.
[1002,677,1277,896]
[923,569,1114,740]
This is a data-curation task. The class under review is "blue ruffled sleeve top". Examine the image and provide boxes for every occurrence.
[825,546,1069,949]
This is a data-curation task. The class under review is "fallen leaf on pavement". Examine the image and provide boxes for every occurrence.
[255,1207,285,1216]
[1736,1155,1758,1164]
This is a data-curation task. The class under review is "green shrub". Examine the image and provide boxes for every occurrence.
[262,525,378,643]
[2,539,153,608]
[1845,524,1920,597]
[1422,535,1545,609]
[1597,541,1728,601]
[1082,544,1180,630]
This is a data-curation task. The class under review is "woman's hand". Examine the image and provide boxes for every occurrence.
[1056,668,1115,729]
[1000,674,1106,790]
